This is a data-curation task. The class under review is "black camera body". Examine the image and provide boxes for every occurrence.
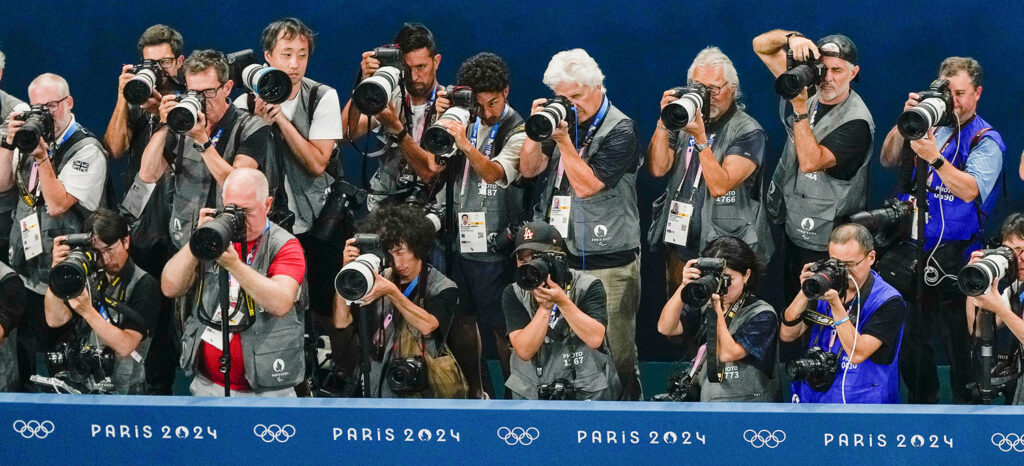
[516,251,571,290]
[190,204,246,261]
[802,258,849,300]
[421,85,477,163]
[774,49,827,100]
[661,83,711,130]
[166,90,207,133]
[352,45,404,115]
[49,233,99,300]
[386,356,426,394]
[849,198,914,249]
[372,45,403,68]
[123,59,184,105]
[525,95,577,142]
[958,247,1017,297]
[45,342,117,393]
[13,105,56,154]
[897,78,956,140]
[310,179,367,244]
[538,379,577,400]
[488,222,523,256]
[651,363,701,402]
[786,346,840,392]
[226,49,293,105]
[680,258,731,307]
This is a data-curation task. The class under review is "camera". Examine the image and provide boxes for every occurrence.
[680,258,731,307]
[335,233,386,302]
[897,78,956,140]
[651,362,701,402]
[310,179,368,244]
[166,90,206,133]
[190,204,246,261]
[386,356,427,394]
[122,59,185,106]
[43,342,117,394]
[525,96,576,142]
[516,251,571,290]
[49,233,99,300]
[421,85,476,163]
[660,83,710,130]
[488,222,522,256]
[226,49,293,105]
[849,199,913,234]
[774,48,827,100]
[786,346,840,392]
[538,379,577,400]
[13,105,56,154]
[353,45,404,115]
[802,258,849,300]
[958,247,1017,297]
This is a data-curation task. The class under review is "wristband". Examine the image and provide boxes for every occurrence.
[832,316,851,328]
[193,140,212,153]
[656,121,669,131]
[390,128,408,143]
[929,157,945,170]
[0,139,15,151]
[793,113,809,123]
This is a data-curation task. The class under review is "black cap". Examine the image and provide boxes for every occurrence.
[816,34,859,82]
[512,221,566,256]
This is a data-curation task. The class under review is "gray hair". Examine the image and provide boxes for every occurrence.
[0,49,5,70]
[224,167,269,202]
[28,73,70,98]
[830,223,874,253]
[183,49,229,84]
[542,48,606,94]
[687,46,742,108]
[939,56,983,88]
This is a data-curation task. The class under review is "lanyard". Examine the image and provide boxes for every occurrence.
[555,97,610,190]
[24,120,80,203]
[404,83,440,141]
[676,134,717,201]
[402,275,420,298]
[460,105,509,200]
[244,220,271,266]
[209,127,224,148]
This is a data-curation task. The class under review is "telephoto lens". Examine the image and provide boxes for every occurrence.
[13,106,56,154]
[896,79,955,140]
[525,96,573,141]
[774,50,825,100]
[353,46,404,115]
[335,233,384,302]
[190,206,246,261]
[166,91,205,133]
[49,234,98,300]
[958,247,1017,296]
[679,258,730,307]
[660,83,709,130]
[241,64,292,104]
[123,60,161,105]
[801,259,848,300]
[515,252,570,290]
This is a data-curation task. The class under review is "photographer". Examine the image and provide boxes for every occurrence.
[0,260,25,392]
[43,209,159,394]
[657,236,778,402]
[332,203,462,398]
[648,46,772,297]
[137,49,274,251]
[753,30,874,305]
[781,224,906,403]
[164,168,306,397]
[0,73,108,389]
[519,48,642,400]
[503,221,620,400]
[342,23,444,210]
[430,52,528,398]
[0,49,28,264]
[879,57,1004,404]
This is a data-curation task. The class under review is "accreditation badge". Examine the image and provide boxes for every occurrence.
[20,211,43,260]
[664,200,694,247]
[459,211,488,253]
[549,195,571,239]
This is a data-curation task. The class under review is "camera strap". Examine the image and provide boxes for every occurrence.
[460,105,509,206]
[16,121,80,207]
[703,295,743,383]
[402,83,440,142]
[554,97,609,190]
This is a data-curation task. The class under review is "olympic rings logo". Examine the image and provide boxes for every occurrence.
[743,429,786,448]
[497,427,540,446]
[12,420,55,439]
[991,433,1024,452]
[253,424,296,443]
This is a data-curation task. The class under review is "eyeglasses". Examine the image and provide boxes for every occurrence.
[1009,246,1024,257]
[43,96,69,112]
[154,57,178,69]
[190,83,225,99]
[97,239,125,259]
[838,254,869,269]
[690,81,730,96]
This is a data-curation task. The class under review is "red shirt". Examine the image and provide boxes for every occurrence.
[199,237,305,390]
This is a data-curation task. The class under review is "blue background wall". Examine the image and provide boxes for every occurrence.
[2,0,1021,361]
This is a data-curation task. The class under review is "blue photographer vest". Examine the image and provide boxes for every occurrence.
[792,270,905,404]
[898,115,1005,250]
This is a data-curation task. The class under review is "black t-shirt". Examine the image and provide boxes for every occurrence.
[0,272,25,339]
[126,105,159,176]
[841,275,906,365]
[812,103,871,181]
[503,279,608,335]
[165,105,273,171]
[96,262,160,337]
[396,280,457,342]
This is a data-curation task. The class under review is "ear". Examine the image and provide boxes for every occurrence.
[66,95,74,111]
[223,79,234,93]
[433,53,442,69]
[265,196,273,211]
[868,249,876,266]
[850,65,860,81]
[975,85,983,99]
[264,50,273,63]
[502,86,510,99]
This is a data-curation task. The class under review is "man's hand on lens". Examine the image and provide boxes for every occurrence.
[378,102,404,135]
[711,293,726,318]
[530,98,549,116]
[188,110,209,143]
[253,97,282,126]
[50,236,71,268]
[970,278,1006,316]
[360,51,381,81]
[67,286,94,316]
[196,207,217,228]
[903,92,922,112]
[4,115,23,146]
[789,87,810,109]
[684,109,707,141]
[551,120,571,146]
[532,277,569,309]
[822,288,844,311]
[140,91,162,116]
[788,36,820,62]
[30,137,48,161]
[157,94,178,124]
[909,127,941,164]
[360,269,397,304]
[435,88,451,116]
[118,64,136,93]
[436,118,471,152]
[660,89,679,111]
[341,238,361,265]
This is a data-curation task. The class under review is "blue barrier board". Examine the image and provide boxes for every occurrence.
[2,394,1023,463]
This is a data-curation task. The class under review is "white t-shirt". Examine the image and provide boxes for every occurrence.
[12,114,107,212]
[233,87,344,140]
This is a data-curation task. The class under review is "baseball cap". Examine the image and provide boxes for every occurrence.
[512,221,566,256]
[816,34,858,65]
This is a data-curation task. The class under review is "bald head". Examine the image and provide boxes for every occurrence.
[29,73,70,98]
[224,167,269,203]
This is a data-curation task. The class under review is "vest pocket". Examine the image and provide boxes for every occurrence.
[249,325,304,390]
[178,317,203,376]
[575,192,630,253]
[504,373,538,400]
[784,195,838,250]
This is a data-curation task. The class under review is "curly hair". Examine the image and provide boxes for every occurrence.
[456,52,509,93]
[357,203,436,261]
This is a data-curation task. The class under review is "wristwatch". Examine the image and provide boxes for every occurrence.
[929,157,945,170]
[693,140,712,152]
[390,128,408,144]
[0,139,15,151]
[193,140,212,153]
[793,113,809,123]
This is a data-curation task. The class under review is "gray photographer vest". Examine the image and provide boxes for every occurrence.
[442,107,526,262]
[649,109,774,262]
[0,91,27,256]
[366,84,442,211]
[179,222,307,392]
[168,106,268,249]
[697,298,779,402]
[0,262,19,392]
[279,78,336,234]
[9,127,106,286]
[80,262,151,394]
[765,91,874,251]
[538,103,641,257]
[505,270,622,400]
